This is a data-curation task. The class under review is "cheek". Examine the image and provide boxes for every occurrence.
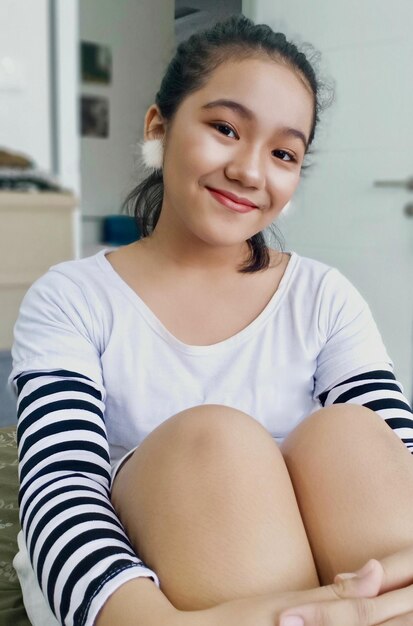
[270,169,301,198]
[181,128,227,174]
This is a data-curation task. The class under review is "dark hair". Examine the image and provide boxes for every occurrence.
[123,14,334,273]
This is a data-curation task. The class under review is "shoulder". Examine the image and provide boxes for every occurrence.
[289,250,332,274]
[19,250,110,330]
[278,250,369,318]
[269,248,334,289]
[33,248,109,293]
[285,250,358,293]
[48,250,104,280]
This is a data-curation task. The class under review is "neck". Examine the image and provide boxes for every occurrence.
[141,208,252,275]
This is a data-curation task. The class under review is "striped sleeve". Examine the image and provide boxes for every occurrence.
[14,367,160,626]
[317,365,413,454]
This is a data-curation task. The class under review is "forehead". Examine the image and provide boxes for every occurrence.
[185,57,313,133]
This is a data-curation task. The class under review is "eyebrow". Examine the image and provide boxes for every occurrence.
[201,98,308,149]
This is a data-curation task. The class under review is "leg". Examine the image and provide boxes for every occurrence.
[111,404,319,611]
[281,404,413,585]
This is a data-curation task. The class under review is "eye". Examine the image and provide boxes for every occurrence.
[211,123,238,139]
[273,149,296,163]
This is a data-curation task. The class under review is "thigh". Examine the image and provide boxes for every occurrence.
[281,404,413,585]
[111,404,320,610]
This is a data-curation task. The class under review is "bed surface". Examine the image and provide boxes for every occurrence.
[0,426,30,625]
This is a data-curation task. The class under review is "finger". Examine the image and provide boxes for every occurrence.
[273,569,379,612]
[335,547,413,595]
[278,559,382,610]
[334,559,383,598]
[278,583,413,626]
[375,547,413,593]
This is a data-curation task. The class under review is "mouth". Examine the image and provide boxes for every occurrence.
[206,187,258,213]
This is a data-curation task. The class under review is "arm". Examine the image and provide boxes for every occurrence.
[318,365,413,453]
[15,367,162,626]
[314,268,413,453]
[95,578,178,625]
[277,547,413,626]
[9,270,164,625]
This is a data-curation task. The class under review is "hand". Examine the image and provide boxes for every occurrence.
[277,546,413,626]
[174,566,383,626]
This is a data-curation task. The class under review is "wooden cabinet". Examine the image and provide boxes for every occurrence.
[0,192,79,350]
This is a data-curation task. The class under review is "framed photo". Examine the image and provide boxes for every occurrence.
[81,96,109,138]
[81,41,112,84]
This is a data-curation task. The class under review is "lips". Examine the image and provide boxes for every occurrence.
[206,187,258,208]
[206,187,258,214]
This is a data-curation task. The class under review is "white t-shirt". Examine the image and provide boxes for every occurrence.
[8,247,413,626]
[9,247,397,468]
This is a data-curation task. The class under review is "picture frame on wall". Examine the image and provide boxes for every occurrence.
[81,96,109,138]
[81,41,112,84]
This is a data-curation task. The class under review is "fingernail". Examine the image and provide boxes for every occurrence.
[336,572,357,580]
[280,617,305,626]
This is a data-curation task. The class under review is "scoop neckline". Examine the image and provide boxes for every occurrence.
[96,246,299,355]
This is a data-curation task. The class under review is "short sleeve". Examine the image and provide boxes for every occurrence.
[314,268,394,400]
[8,269,103,393]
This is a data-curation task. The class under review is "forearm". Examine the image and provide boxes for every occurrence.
[93,578,302,626]
[16,369,161,625]
[94,574,367,626]
[95,577,179,626]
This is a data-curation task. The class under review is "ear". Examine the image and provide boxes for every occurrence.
[144,105,167,142]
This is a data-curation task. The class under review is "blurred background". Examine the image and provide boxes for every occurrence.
[0,0,412,425]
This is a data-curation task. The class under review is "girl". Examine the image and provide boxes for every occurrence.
[9,14,413,626]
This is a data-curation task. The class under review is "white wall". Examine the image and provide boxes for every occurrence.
[53,0,80,198]
[0,0,80,197]
[0,0,51,171]
[79,0,175,251]
[242,1,413,399]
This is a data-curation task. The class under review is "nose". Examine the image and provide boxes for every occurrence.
[224,145,265,189]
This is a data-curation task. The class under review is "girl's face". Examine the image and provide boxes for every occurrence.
[154,57,314,252]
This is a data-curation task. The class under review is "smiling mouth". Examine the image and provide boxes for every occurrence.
[206,188,258,213]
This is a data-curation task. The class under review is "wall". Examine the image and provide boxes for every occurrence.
[0,0,80,198]
[0,0,51,171]
[79,0,175,253]
[242,0,413,399]
[53,0,80,199]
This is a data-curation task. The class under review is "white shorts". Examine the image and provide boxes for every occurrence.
[14,530,60,626]
[14,445,140,625]
[111,444,139,485]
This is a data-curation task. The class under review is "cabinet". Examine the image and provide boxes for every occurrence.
[0,192,79,350]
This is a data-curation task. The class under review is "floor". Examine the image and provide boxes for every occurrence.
[0,351,17,427]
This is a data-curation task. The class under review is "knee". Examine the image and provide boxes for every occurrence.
[114,404,278,498]
[111,405,282,553]
[281,403,387,458]
[306,403,384,436]
[166,404,278,461]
